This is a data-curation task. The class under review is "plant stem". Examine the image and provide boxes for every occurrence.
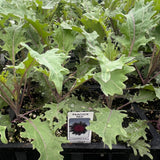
[12,107,41,123]
[148,71,160,83]
[63,71,76,85]
[42,74,58,102]
[0,94,10,106]
[18,60,36,96]
[128,14,135,57]
[0,85,17,114]
[0,85,15,107]
[60,80,77,102]
[109,18,119,35]
[14,59,36,116]
[18,74,28,113]
[100,20,108,39]
[1,82,15,98]
[117,101,131,110]
[144,46,160,84]
[134,64,145,84]
[106,96,114,108]
[148,44,156,75]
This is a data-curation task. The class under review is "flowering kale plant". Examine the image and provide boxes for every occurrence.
[0,0,160,159]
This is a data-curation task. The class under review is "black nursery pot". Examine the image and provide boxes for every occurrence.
[0,143,40,160]
[62,143,131,160]
[0,105,160,160]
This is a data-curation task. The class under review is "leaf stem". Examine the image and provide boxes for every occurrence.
[106,96,114,108]
[42,74,57,102]
[128,14,135,57]
[12,107,41,123]
[60,80,77,102]
[0,85,17,113]
[1,81,15,98]
[144,45,158,84]
[103,109,113,145]
[134,64,145,84]
[0,94,11,106]
[109,18,119,35]
[18,60,36,95]
[117,101,131,110]
[18,74,28,113]
[148,44,156,75]
[148,71,160,83]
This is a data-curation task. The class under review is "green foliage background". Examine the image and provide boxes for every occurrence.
[0,0,160,159]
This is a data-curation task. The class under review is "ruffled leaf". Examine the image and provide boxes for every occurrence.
[43,103,67,131]
[0,24,26,59]
[119,120,153,159]
[130,89,156,103]
[116,0,158,56]
[87,107,127,149]
[20,118,68,160]
[94,65,135,96]
[21,43,69,94]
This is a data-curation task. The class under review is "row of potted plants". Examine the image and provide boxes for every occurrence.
[0,0,160,159]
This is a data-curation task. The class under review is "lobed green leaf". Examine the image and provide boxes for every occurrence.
[116,0,158,56]
[87,107,127,149]
[21,43,69,94]
[119,120,152,159]
[20,118,68,160]
[94,65,135,96]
